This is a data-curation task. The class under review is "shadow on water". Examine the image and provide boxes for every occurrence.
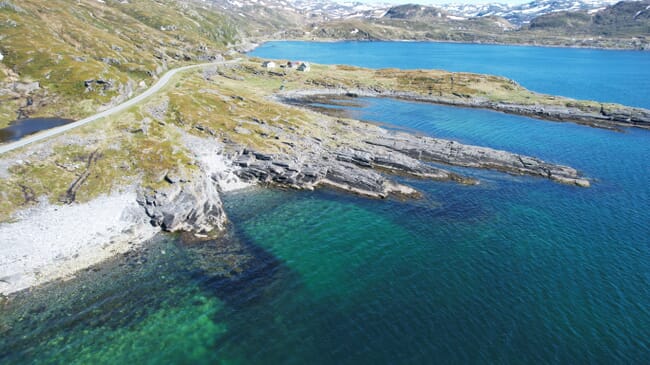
[0,118,74,143]
[0,224,302,363]
[180,224,302,310]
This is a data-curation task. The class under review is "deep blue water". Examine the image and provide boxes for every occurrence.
[250,41,650,109]
[1,42,649,364]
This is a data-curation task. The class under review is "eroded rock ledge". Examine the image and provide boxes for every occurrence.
[233,126,590,198]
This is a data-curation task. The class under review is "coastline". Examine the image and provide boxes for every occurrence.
[0,141,251,298]
[277,88,650,131]
[246,37,650,54]
[0,189,159,296]
[3,39,638,298]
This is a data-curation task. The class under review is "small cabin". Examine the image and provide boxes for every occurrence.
[261,61,276,68]
[297,62,310,72]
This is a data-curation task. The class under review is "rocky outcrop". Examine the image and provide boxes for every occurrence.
[233,121,589,197]
[365,133,590,187]
[279,89,650,130]
[235,149,422,198]
[137,171,226,234]
[477,101,650,130]
[84,79,114,92]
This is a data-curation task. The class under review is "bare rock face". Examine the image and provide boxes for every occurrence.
[365,133,590,187]
[233,124,589,199]
[137,172,226,234]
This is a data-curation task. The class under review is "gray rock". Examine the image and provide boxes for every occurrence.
[137,173,226,233]
[84,79,114,92]
[101,57,121,66]
[253,152,272,160]
[364,133,589,186]
[233,117,589,198]
[12,82,40,94]
[234,126,251,135]
[145,99,168,122]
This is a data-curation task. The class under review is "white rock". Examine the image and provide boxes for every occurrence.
[0,190,159,295]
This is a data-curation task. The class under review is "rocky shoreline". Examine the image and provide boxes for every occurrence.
[233,125,590,199]
[278,89,650,131]
[0,136,249,297]
[0,63,599,299]
[0,111,590,297]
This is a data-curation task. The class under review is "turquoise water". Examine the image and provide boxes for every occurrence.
[1,43,649,364]
[250,41,650,109]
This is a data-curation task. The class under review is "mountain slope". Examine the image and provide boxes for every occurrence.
[442,0,619,25]
[298,1,649,49]
[0,0,250,127]
[527,0,650,36]
[383,4,448,20]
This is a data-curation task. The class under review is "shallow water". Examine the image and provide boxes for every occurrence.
[1,42,649,364]
[0,117,74,143]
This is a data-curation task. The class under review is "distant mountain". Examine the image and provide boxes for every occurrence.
[441,0,619,25]
[204,0,388,20]
[382,4,449,20]
[298,1,648,49]
[212,0,625,26]
[528,0,650,35]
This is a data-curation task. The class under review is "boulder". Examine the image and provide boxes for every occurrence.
[137,172,226,234]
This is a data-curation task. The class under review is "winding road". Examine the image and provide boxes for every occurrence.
[0,60,237,155]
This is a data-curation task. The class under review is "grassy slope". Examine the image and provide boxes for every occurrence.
[0,0,240,128]
[0,64,322,222]
[2,58,643,222]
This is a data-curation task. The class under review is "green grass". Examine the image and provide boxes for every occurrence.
[0,0,244,127]
[0,57,641,222]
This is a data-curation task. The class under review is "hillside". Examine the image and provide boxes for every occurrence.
[528,0,650,36]
[0,0,305,129]
[0,0,234,127]
[299,1,649,49]
[383,4,449,20]
[442,0,620,26]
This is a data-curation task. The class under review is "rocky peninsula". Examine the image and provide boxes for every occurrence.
[271,66,650,131]
[6,58,641,298]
